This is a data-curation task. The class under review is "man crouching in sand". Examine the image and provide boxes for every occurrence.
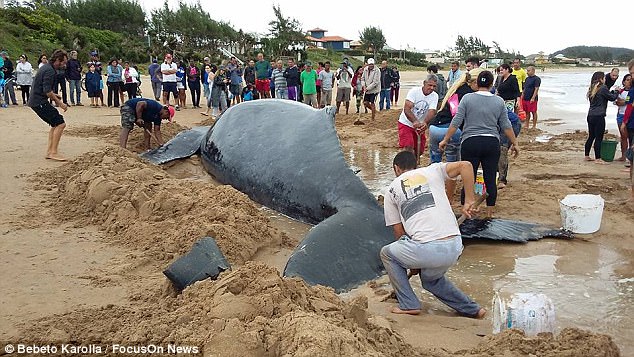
[119,98,174,150]
[380,150,486,318]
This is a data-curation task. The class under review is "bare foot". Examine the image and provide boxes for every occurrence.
[46,154,67,161]
[584,156,594,161]
[473,308,487,319]
[616,156,626,162]
[594,159,607,165]
[498,182,506,189]
[389,306,421,315]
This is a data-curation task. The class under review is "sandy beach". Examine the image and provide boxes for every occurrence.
[0,69,631,356]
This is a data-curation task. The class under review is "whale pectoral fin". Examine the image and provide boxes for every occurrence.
[140,126,210,165]
[459,218,574,242]
[283,205,393,293]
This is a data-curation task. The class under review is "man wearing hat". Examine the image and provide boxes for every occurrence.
[160,53,179,109]
[119,97,175,150]
[362,58,381,120]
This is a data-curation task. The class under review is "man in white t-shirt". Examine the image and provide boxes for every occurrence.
[160,53,178,108]
[398,74,439,157]
[381,150,486,318]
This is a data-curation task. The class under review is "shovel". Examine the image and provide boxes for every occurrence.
[353,110,365,125]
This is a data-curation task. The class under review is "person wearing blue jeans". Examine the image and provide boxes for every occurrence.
[498,110,522,187]
[379,60,393,110]
[381,150,486,317]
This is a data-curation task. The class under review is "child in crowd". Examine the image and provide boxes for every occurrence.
[85,64,101,107]
[241,84,258,101]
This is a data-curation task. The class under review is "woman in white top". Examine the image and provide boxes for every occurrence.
[37,54,48,69]
[122,61,139,100]
[615,74,632,161]
[16,54,33,105]
[200,65,217,117]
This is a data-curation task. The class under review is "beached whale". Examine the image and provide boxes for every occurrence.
[141,100,572,293]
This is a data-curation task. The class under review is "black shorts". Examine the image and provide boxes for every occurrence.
[31,102,64,127]
[363,92,378,103]
[162,82,178,95]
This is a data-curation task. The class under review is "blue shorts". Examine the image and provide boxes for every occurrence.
[617,113,624,127]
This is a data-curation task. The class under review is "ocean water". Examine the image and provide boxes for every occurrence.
[538,69,625,133]
[401,68,628,134]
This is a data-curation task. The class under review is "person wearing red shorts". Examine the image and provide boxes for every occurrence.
[254,52,272,98]
[522,66,541,129]
[398,74,439,158]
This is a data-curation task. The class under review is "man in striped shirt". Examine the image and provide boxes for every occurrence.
[271,60,287,99]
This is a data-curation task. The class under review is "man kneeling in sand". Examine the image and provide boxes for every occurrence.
[380,151,486,318]
[119,98,174,150]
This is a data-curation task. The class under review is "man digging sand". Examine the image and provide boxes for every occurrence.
[28,49,69,161]
[119,97,174,150]
[380,150,486,318]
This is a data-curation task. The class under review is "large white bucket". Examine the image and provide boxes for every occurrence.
[492,292,556,336]
[559,194,604,234]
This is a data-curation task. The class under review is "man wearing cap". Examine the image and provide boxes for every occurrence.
[161,53,179,109]
[362,58,381,120]
[28,49,69,161]
[86,51,105,106]
[119,97,174,150]
[254,53,272,98]
[148,58,161,101]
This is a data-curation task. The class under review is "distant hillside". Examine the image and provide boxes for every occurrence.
[551,46,634,63]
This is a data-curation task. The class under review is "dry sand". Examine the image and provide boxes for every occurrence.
[0,74,631,356]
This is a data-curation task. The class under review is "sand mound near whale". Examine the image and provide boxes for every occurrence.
[28,146,286,264]
[22,262,431,357]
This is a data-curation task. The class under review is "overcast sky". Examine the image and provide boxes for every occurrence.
[139,0,631,56]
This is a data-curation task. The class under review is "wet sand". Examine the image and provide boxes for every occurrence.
[0,72,631,356]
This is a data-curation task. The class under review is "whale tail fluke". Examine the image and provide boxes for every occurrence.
[140,126,210,165]
[283,204,393,293]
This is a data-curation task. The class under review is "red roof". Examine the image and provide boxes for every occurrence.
[320,36,351,42]
[306,36,325,43]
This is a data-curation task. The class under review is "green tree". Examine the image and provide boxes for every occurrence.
[359,26,386,57]
[42,0,146,36]
[264,5,306,59]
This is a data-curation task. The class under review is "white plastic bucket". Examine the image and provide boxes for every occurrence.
[492,292,556,336]
[559,194,604,234]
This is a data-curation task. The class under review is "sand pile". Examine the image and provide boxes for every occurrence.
[23,262,434,357]
[65,122,188,153]
[465,328,620,357]
[28,146,286,264]
[335,111,400,149]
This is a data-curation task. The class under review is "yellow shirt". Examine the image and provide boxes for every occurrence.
[512,68,528,92]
